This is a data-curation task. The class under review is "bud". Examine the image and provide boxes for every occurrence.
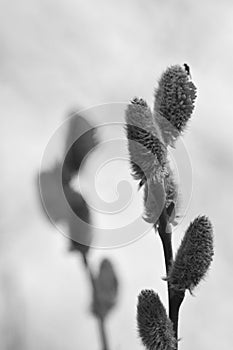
[39,162,92,257]
[137,290,176,350]
[167,216,214,292]
[92,259,119,320]
[154,65,197,146]
[125,98,167,186]
[62,112,98,184]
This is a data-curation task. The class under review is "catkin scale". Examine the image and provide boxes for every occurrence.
[143,178,166,224]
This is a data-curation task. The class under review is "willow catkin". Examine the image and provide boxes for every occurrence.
[154,65,197,146]
[137,290,176,350]
[125,98,167,186]
[167,216,214,292]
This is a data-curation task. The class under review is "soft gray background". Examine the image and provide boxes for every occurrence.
[1,0,233,349]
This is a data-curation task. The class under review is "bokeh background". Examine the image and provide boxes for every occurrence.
[1,0,233,349]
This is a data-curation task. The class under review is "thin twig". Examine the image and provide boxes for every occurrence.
[98,318,109,350]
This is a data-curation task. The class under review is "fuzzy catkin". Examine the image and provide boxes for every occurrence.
[137,290,176,350]
[125,98,167,185]
[167,216,214,292]
[154,65,197,146]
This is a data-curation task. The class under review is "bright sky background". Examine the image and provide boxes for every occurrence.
[1,0,233,349]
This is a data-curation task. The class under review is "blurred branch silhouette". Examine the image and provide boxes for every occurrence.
[38,111,119,350]
[125,65,214,349]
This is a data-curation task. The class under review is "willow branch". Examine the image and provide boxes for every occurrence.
[156,207,185,346]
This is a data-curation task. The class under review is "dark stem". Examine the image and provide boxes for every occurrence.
[156,207,185,347]
[81,253,95,288]
[157,209,173,275]
[169,290,185,340]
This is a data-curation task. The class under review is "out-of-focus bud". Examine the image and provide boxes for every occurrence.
[167,216,214,292]
[62,112,98,185]
[137,290,176,350]
[92,259,118,320]
[39,112,98,258]
[39,162,92,258]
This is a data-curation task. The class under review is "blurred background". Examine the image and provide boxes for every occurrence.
[1,0,233,349]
